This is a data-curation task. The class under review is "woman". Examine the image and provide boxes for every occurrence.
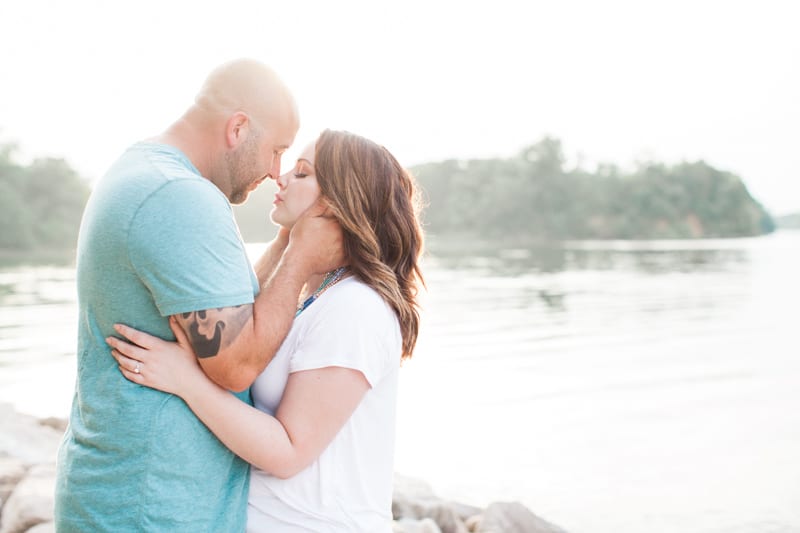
[106,129,424,532]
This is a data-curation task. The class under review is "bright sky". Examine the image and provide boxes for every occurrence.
[1,0,798,215]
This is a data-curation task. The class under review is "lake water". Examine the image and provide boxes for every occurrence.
[1,231,798,533]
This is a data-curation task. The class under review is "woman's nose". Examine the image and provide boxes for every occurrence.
[276,172,288,189]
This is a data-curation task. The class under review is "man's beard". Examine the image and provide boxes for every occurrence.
[226,137,261,205]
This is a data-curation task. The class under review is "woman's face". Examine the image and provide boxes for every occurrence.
[270,141,321,228]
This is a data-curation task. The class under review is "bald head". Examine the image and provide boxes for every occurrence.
[195,58,299,133]
[160,59,298,203]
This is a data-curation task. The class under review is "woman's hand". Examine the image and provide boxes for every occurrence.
[107,317,205,397]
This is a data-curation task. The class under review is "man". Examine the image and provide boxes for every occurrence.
[54,59,343,532]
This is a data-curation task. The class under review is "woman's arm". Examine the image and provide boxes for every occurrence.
[185,365,368,479]
[108,319,369,478]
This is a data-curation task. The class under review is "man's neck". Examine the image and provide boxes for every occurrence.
[156,115,215,179]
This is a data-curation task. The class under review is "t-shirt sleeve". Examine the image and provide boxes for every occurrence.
[128,179,256,317]
[289,287,400,387]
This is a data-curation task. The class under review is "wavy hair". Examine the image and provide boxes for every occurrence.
[314,129,424,359]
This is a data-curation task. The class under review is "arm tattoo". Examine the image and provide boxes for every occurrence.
[177,304,252,358]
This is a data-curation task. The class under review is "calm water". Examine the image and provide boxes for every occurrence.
[1,232,798,533]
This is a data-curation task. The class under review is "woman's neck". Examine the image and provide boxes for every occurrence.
[307,273,326,291]
[299,267,350,304]
[300,273,326,301]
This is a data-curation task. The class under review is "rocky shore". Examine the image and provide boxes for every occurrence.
[0,403,566,533]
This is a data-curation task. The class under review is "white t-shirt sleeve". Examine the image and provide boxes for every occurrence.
[288,281,400,387]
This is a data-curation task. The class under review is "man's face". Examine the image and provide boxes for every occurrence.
[226,124,295,205]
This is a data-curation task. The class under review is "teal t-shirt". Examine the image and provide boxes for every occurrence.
[55,143,258,532]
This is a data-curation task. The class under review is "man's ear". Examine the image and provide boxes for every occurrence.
[225,111,251,149]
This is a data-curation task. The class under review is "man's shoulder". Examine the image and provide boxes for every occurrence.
[106,145,227,216]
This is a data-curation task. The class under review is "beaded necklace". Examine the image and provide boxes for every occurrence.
[295,266,349,317]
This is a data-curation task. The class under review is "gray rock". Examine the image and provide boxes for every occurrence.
[0,405,62,465]
[0,457,28,508]
[391,476,564,533]
[445,500,483,523]
[0,413,570,533]
[394,517,443,533]
[464,514,482,532]
[393,474,439,501]
[23,522,54,533]
[37,418,67,434]
[0,464,56,533]
[417,501,468,533]
[393,494,468,533]
[477,502,567,533]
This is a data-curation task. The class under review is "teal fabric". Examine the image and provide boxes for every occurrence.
[55,143,258,532]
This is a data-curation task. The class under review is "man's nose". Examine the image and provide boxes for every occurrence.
[269,156,282,181]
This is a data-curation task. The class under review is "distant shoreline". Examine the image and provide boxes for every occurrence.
[0,247,76,267]
[3,230,795,267]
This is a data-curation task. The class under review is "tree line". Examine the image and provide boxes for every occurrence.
[410,137,775,242]
[0,143,90,251]
[0,137,780,254]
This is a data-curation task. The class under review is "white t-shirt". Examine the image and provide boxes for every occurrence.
[247,276,402,533]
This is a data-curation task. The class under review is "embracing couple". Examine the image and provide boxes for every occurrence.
[53,58,424,532]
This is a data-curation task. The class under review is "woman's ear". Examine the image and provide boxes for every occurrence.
[316,197,338,219]
[303,197,335,219]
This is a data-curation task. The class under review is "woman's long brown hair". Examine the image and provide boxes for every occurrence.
[315,129,424,359]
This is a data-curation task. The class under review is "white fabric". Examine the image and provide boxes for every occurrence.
[247,276,402,533]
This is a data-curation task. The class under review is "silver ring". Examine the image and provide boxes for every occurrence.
[134,362,141,374]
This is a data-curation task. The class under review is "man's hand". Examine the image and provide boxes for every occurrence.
[287,200,346,276]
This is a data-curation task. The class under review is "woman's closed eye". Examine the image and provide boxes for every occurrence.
[294,173,308,179]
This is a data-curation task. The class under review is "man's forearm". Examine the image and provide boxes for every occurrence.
[193,248,309,392]
[254,232,289,286]
[249,249,310,369]
[191,209,343,390]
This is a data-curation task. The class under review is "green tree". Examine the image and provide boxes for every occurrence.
[0,141,90,251]
[409,136,775,243]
